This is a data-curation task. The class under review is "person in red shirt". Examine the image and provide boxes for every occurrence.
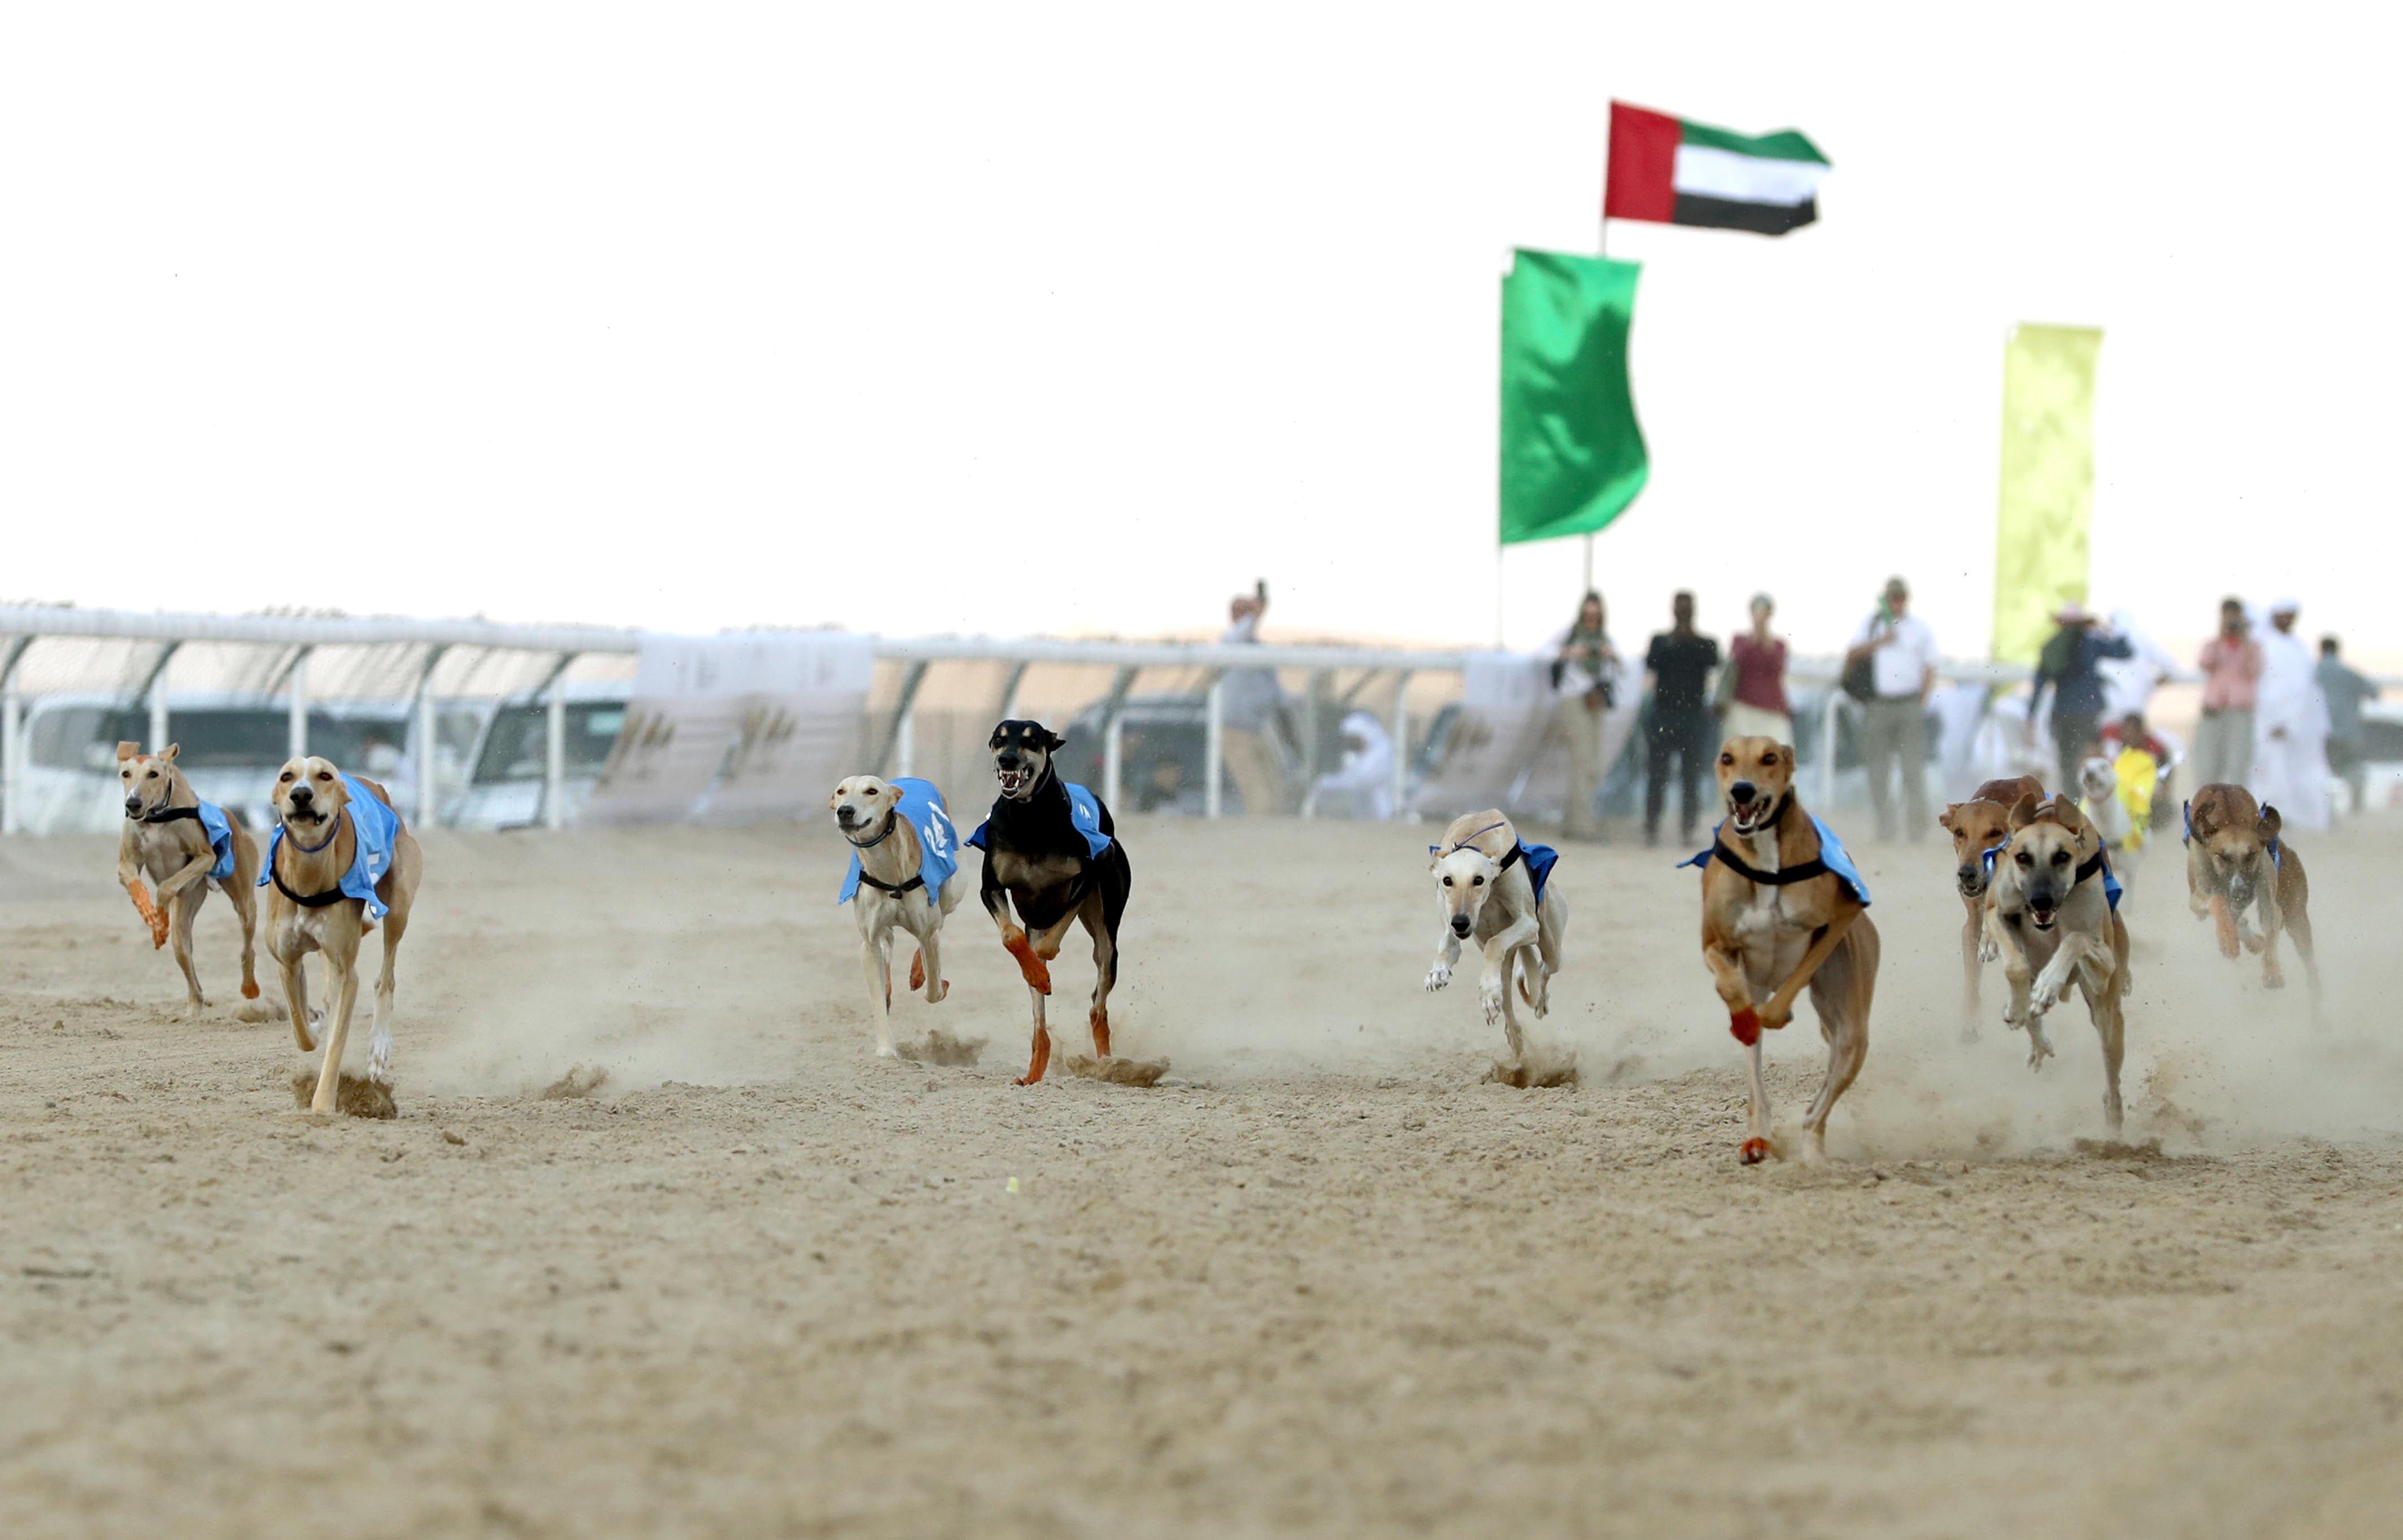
[2193,596,2265,787]
[1719,592,1792,745]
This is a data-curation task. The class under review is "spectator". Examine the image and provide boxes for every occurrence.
[1309,709,1395,820]
[2317,635,2380,817]
[2026,603,2134,791]
[1218,586,1288,815]
[2099,711,2171,767]
[2104,711,2161,856]
[1721,592,1792,744]
[1843,576,1939,843]
[1642,592,1720,847]
[2252,599,2330,831]
[1548,591,1618,841]
[2192,597,2263,788]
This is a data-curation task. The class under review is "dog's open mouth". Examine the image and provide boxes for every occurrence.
[285,805,328,828]
[1958,877,1988,899]
[2028,906,2058,931]
[1727,798,1776,835]
[996,765,1032,796]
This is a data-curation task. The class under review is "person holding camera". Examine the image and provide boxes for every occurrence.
[1549,590,1618,841]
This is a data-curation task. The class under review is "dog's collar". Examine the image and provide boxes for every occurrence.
[2074,849,2111,889]
[282,807,347,855]
[843,810,898,850]
[133,801,200,825]
[1707,840,1828,888]
[855,870,925,895]
[271,863,349,908]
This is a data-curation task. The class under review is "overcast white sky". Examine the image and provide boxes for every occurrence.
[5,4,2394,663]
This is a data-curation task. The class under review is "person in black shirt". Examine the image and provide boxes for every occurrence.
[1643,591,1722,847]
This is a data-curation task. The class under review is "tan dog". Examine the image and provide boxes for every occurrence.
[115,741,260,1016]
[2183,783,2317,1001]
[1986,795,2131,1134]
[261,757,424,1116]
[1936,774,2046,1035]
[829,774,962,1058]
[1695,736,1879,1165]
[1422,809,1568,1065]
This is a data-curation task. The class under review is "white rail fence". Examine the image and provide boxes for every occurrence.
[1,604,2051,835]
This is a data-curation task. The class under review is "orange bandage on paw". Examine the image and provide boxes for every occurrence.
[1003,929,1053,994]
[241,980,261,1000]
[1729,1007,1761,1047]
[1739,1137,1771,1165]
[129,886,168,948]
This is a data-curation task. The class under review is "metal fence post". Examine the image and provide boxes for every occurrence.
[286,650,310,761]
[544,674,568,831]
[0,639,27,837]
[1818,690,1842,809]
[412,644,447,831]
[1104,712,1124,814]
[895,707,915,779]
[1389,670,1413,820]
[1204,675,1224,819]
[1299,669,1324,820]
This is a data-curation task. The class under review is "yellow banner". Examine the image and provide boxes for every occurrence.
[1992,324,2102,665]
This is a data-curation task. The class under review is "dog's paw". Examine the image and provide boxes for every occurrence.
[1728,1008,1761,1047]
[1739,1136,1771,1165]
[2262,969,2286,991]
[2026,1033,2055,1072]
[2030,981,2062,1016]
[1978,937,2000,963]
[1423,962,1451,992]
[875,1044,900,1059]
[1479,980,1505,1026]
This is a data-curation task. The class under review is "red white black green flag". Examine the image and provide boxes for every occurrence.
[1605,101,1831,237]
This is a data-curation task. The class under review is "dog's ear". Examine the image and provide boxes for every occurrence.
[1938,804,1962,835]
[116,740,141,763]
[162,743,180,764]
[2007,792,2039,831]
[2257,803,2282,844]
[2051,797,2089,836]
[1778,743,1796,772]
[1041,727,1065,753]
[987,725,1008,750]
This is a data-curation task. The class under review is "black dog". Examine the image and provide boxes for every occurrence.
[967,720,1132,1084]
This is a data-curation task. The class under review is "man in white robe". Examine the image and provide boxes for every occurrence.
[1309,710,1397,820]
[2250,598,2331,831]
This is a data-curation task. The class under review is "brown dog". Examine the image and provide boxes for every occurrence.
[2183,783,2317,1002]
[1936,775,2046,1035]
[115,741,261,1016]
[1694,736,1880,1165]
[1987,794,2131,1134]
[262,757,425,1116]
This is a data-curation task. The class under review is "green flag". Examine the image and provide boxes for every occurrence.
[1992,324,2102,665]
[1499,250,1648,546]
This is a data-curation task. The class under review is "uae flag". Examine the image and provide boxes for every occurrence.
[1605,101,1831,236]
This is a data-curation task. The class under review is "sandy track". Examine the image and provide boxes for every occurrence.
[5,812,2402,1537]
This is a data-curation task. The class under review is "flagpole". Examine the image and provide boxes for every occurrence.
[1583,209,1605,596]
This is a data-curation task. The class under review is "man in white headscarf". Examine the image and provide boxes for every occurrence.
[1309,710,1396,819]
[2251,597,2331,830]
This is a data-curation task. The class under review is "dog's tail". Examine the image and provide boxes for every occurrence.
[1516,951,1539,1007]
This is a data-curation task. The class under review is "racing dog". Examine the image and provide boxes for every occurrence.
[1937,774,2046,1035]
[260,757,424,1117]
[1688,736,1879,1165]
[830,774,963,1058]
[967,721,1131,1085]
[1421,809,1567,1065]
[2078,757,2144,898]
[115,741,260,1016]
[2183,782,2317,1002]
[1986,794,2131,1134]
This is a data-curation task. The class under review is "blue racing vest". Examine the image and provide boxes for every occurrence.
[196,799,237,883]
[837,777,961,904]
[967,782,1112,860]
[1681,814,1871,907]
[260,774,402,920]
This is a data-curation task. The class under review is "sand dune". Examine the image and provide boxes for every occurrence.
[3,811,2401,1537]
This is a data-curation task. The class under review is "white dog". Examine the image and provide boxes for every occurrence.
[1422,808,1567,1063]
[830,775,963,1057]
[2078,756,2141,897]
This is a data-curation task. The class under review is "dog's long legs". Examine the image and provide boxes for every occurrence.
[917,913,947,1005]
[1423,932,1461,993]
[224,879,260,1001]
[166,889,207,1017]
[2288,903,2322,1018]
[2091,963,2126,1137]
[981,865,1051,994]
[1957,897,1983,1041]
[2254,895,2287,988]
[1078,901,1116,1058]
[862,928,895,1058]
[308,948,361,1115]
[1703,939,1775,1163]
[1013,913,1081,1084]
[1018,984,1051,1086]
[1478,913,1538,1054]
[279,953,316,1053]
[367,910,407,1085]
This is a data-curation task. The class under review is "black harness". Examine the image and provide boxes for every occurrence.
[133,803,202,826]
[2073,849,2109,890]
[844,811,924,894]
[1705,794,1829,886]
[271,811,352,908]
